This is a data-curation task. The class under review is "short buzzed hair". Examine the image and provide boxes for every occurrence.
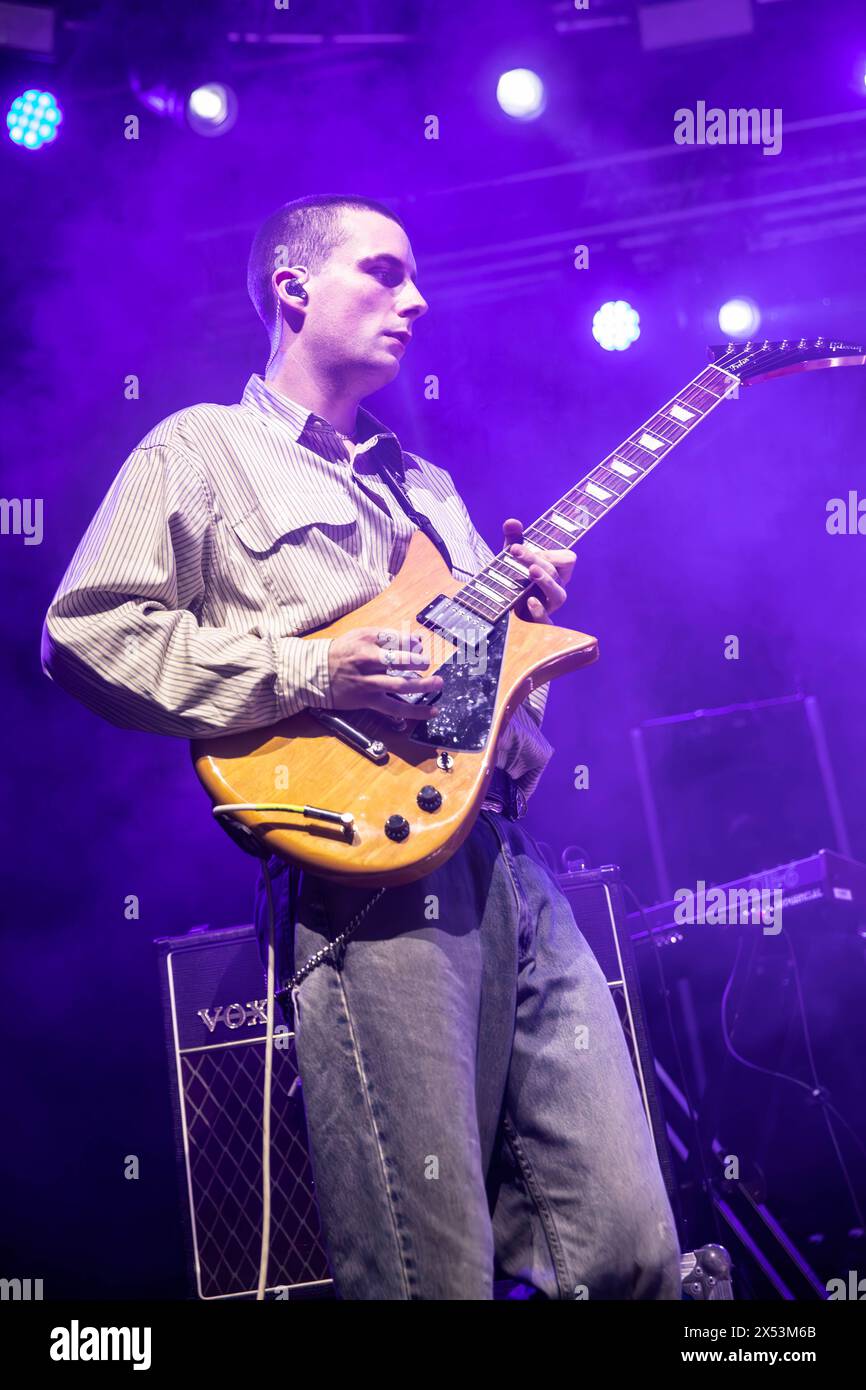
[246,193,406,352]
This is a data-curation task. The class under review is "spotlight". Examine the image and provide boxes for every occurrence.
[718,297,760,337]
[496,69,545,121]
[185,83,237,137]
[6,88,62,149]
[592,301,641,352]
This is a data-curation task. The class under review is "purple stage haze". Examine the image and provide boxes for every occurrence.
[2,0,865,1299]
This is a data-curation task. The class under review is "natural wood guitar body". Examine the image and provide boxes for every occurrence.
[191,530,599,886]
[191,338,866,886]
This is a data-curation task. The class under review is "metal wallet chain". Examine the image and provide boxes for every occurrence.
[274,865,387,1023]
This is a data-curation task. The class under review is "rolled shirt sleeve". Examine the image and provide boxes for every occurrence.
[41,442,333,737]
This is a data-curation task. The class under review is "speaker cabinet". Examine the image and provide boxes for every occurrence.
[156,924,332,1300]
[156,873,679,1299]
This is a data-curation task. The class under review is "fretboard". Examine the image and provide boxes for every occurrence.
[455,361,739,624]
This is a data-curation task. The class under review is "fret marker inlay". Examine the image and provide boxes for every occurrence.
[501,553,530,575]
[474,580,506,601]
[585,481,611,502]
[638,433,663,451]
[610,459,637,478]
[670,404,694,422]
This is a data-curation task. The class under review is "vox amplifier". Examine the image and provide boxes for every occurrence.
[155,923,333,1300]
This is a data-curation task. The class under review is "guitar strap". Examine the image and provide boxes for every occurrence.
[376,462,455,574]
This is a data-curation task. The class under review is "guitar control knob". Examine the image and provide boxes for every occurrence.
[384,814,410,842]
[417,785,442,813]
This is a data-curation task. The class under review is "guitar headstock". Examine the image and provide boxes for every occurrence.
[708,337,866,386]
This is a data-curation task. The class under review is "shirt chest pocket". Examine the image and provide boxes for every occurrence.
[223,487,362,619]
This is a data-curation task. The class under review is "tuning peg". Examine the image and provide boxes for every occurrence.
[780,339,789,349]
[798,337,807,348]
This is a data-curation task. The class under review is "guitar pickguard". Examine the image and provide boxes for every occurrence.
[408,614,508,751]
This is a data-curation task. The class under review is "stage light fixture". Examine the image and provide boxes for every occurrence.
[496,68,545,120]
[185,83,237,137]
[718,297,760,337]
[6,87,62,149]
[592,300,641,352]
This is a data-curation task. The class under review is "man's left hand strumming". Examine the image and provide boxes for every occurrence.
[501,517,576,623]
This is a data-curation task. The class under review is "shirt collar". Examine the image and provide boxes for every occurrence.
[240,373,411,477]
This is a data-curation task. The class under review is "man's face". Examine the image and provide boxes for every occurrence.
[299,208,428,387]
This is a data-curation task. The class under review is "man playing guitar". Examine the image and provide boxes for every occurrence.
[42,194,681,1300]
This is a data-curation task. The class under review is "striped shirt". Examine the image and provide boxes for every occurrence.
[41,373,553,797]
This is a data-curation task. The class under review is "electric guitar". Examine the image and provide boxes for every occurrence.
[192,338,865,886]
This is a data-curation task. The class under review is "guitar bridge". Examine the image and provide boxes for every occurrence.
[307,710,390,763]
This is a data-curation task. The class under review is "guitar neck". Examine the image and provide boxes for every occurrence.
[455,360,739,624]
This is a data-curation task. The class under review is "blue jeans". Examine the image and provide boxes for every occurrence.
[254,809,681,1300]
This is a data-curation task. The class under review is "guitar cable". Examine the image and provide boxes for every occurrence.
[212,801,385,1300]
[257,861,277,1303]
